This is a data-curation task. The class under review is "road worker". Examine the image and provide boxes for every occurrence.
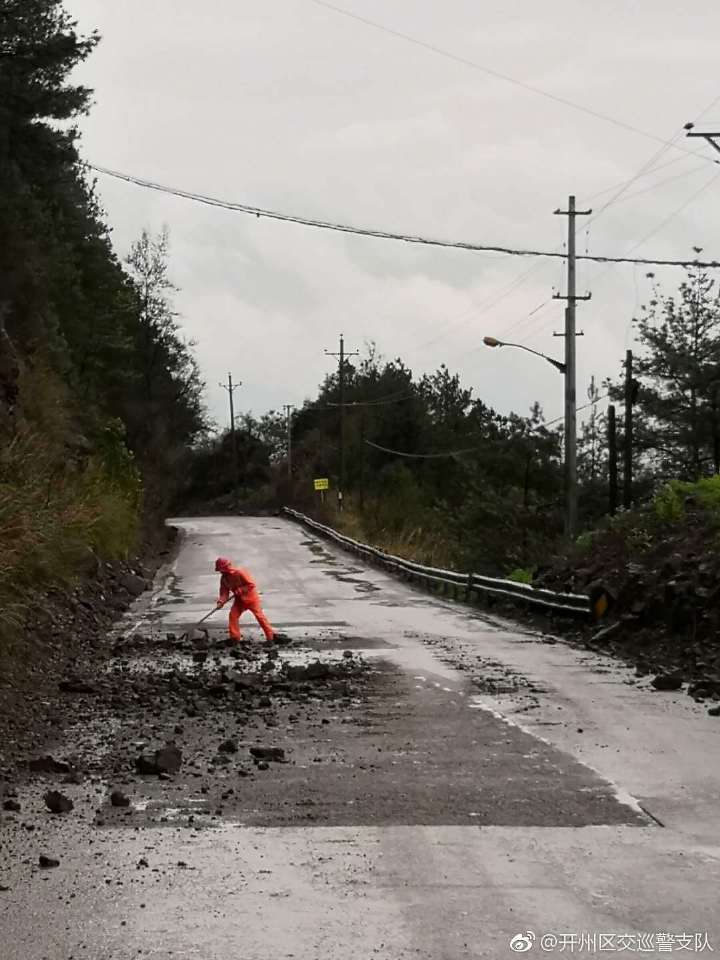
[214,557,275,644]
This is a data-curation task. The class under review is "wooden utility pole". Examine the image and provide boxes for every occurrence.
[282,404,294,482]
[624,350,633,508]
[554,195,591,538]
[608,404,618,515]
[713,383,720,475]
[220,373,241,504]
[324,334,359,510]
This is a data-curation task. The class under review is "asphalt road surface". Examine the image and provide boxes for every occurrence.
[2,515,719,960]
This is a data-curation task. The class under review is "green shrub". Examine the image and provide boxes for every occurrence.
[575,530,596,551]
[653,475,720,524]
[653,481,684,522]
[506,567,534,584]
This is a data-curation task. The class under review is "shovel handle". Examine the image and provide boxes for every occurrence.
[196,607,219,627]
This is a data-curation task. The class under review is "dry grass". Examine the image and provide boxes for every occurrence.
[0,365,142,647]
[331,499,455,568]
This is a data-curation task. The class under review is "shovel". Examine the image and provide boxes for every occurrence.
[179,604,223,643]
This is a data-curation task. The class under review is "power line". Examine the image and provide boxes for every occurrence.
[364,438,480,459]
[304,0,720,167]
[495,164,720,348]
[434,96,720,358]
[362,392,610,460]
[89,164,720,269]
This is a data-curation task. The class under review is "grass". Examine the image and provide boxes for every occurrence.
[325,498,456,568]
[0,366,142,648]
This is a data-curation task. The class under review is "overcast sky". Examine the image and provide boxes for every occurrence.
[67,0,720,432]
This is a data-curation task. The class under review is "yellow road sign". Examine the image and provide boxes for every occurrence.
[313,478,329,491]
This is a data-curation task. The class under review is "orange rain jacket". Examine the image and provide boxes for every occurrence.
[215,557,260,607]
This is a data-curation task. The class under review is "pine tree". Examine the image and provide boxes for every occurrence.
[631,262,720,481]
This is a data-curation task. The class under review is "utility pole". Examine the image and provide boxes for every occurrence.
[282,404,294,483]
[324,334,359,510]
[624,349,634,508]
[608,404,618,515]
[554,195,591,539]
[220,373,241,505]
[712,383,720,475]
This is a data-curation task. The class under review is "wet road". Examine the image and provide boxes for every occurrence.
[2,515,720,959]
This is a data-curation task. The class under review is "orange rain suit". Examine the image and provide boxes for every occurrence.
[215,557,274,643]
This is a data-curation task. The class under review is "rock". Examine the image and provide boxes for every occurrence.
[28,756,71,775]
[651,674,683,691]
[58,678,97,694]
[191,651,208,664]
[218,739,238,754]
[305,661,331,680]
[44,791,74,814]
[708,705,720,717]
[250,746,286,763]
[257,761,270,771]
[156,745,182,773]
[120,573,148,597]
[284,662,331,682]
[38,855,60,869]
[343,650,354,659]
[3,799,21,812]
[689,677,720,696]
[135,754,157,776]
[110,790,130,808]
[591,622,622,643]
[136,745,182,776]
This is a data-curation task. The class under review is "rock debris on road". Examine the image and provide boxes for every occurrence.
[1,516,719,960]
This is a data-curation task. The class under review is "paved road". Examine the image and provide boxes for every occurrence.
[2,516,720,959]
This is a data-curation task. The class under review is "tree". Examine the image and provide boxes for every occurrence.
[123,228,206,511]
[621,263,720,481]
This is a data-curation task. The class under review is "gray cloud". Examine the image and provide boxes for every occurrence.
[68,0,720,428]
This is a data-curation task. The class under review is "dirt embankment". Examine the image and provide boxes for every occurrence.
[0,527,179,773]
[537,508,720,712]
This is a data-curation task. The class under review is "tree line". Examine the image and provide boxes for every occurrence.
[183,261,720,575]
[0,1,205,636]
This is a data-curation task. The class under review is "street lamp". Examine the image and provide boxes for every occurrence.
[483,332,576,538]
[482,336,566,374]
[684,122,720,157]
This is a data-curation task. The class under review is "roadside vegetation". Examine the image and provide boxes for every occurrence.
[183,260,720,595]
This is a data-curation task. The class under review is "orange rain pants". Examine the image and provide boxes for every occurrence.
[228,596,274,642]
[217,561,274,642]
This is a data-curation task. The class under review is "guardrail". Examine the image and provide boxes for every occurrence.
[283,507,591,619]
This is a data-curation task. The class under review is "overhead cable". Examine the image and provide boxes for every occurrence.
[305,0,719,167]
[88,164,720,270]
